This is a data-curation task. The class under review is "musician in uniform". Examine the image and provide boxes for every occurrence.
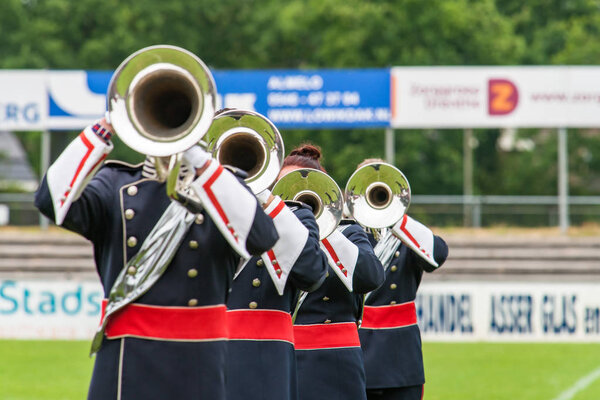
[358,161,449,400]
[222,112,329,400]
[226,188,328,400]
[34,117,278,400]
[284,145,385,400]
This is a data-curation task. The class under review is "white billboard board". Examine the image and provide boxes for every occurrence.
[391,66,600,128]
[0,71,47,131]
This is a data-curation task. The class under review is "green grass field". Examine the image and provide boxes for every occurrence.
[1,341,600,399]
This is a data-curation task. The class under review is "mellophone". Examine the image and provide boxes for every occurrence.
[107,44,412,237]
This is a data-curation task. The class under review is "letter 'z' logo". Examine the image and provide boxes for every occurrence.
[488,79,519,115]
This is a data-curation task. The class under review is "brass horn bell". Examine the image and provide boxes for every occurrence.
[107,45,217,158]
[204,109,284,194]
[345,162,410,229]
[272,168,343,240]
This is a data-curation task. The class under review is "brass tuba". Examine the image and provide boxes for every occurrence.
[107,45,217,161]
[272,168,343,239]
[203,109,284,194]
[344,161,411,229]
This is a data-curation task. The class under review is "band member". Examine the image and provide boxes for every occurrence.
[226,188,328,400]
[34,118,278,400]
[358,161,449,400]
[286,145,385,400]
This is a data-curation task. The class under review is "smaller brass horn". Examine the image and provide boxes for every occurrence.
[345,162,410,229]
[204,109,284,194]
[272,168,343,239]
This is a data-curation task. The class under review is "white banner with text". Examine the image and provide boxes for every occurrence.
[391,66,600,128]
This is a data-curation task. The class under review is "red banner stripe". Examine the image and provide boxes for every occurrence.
[321,238,347,276]
[294,322,360,350]
[101,300,228,341]
[227,309,294,343]
[360,302,417,329]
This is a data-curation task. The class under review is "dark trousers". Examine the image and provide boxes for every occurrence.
[366,385,424,400]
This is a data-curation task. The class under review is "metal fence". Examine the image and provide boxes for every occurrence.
[3,193,599,229]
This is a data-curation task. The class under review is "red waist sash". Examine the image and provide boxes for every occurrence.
[101,300,228,341]
[294,322,360,350]
[227,309,294,344]
[360,301,417,329]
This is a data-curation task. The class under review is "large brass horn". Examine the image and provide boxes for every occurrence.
[345,162,410,229]
[107,45,217,158]
[272,168,343,240]
[204,110,284,194]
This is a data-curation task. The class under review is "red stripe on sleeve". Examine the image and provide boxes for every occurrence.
[399,215,421,249]
[202,164,238,242]
[321,237,347,277]
[268,200,285,219]
[60,132,95,206]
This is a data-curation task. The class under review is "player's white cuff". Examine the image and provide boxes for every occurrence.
[47,125,113,225]
[320,228,359,291]
[189,161,256,259]
[391,215,438,267]
[260,196,309,295]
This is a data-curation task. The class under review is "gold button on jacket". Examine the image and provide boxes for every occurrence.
[127,236,138,248]
[126,186,138,196]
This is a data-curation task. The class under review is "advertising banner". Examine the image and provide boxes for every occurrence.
[417,281,600,342]
[0,279,102,340]
[2,279,600,341]
[391,66,600,128]
[44,69,391,130]
[213,69,390,128]
[0,71,47,131]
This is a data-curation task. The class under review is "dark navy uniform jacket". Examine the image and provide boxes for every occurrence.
[294,221,384,400]
[35,161,278,400]
[226,203,328,400]
[359,236,448,390]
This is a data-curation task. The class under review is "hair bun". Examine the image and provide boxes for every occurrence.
[290,144,322,161]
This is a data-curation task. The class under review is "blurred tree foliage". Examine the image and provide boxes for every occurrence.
[2,0,600,198]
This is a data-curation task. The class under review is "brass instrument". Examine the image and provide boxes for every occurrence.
[204,109,284,194]
[107,44,217,161]
[107,45,217,208]
[344,161,410,230]
[272,168,343,240]
[345,161,411,274]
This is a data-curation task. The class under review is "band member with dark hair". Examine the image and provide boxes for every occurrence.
[284,144,385,400]
[226,175,328,400]
[358,160,449,400]
[34,117,278,400]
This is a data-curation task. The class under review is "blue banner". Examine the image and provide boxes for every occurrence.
[46,69,390,130]
[213,69,390,128]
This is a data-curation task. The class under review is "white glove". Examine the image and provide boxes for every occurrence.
[256,189,272,205]
[184,145,212,169]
